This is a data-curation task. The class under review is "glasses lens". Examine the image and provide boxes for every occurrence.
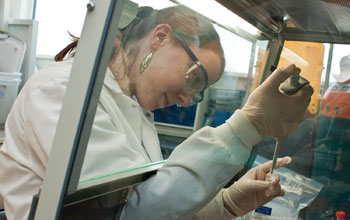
[185,65,206,91]
[177,91,203,107]
[191,91,203,104]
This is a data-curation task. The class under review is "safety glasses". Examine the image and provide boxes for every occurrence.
[175,34,209,104]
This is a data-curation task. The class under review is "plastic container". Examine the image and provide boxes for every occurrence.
[0,72,22,128]
[236,211,298,219]
[336,211,346,220]
[0,32,26,73]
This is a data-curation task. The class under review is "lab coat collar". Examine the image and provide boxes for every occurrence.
[104,68,155,123]
[104,68,162,161]
[104,68,124,95]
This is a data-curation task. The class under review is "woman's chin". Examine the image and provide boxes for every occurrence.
[141,102,158,111]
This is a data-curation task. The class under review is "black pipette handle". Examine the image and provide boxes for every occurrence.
[280,67,310,95]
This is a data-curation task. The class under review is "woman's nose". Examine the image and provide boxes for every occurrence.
[177,93,192,107]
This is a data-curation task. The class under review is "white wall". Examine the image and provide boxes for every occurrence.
[0,0,10,30]
[0,0,34,30]
[9,0,34,19]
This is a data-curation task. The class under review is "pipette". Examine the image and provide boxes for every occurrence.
[265,67,310,196]
[270,136,285,175]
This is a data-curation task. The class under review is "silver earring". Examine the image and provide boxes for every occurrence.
[140,52,153,73]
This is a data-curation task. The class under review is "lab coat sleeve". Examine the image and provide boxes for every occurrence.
[123,110,261,220]
[190,189,234,220]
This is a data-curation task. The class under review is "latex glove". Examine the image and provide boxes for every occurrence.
[242,64,314,136]
[222,156,292,217]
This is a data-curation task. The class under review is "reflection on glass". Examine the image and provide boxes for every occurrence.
[79,161,165,183]
[4,0,350,219]
[61,1,348,219]
[62,2,269,219]
[252,41,350,219]
[62,189,123,220]
[78,0,234,182]
[278,41,325,115]
[308,53,350,219]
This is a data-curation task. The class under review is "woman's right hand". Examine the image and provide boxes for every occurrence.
[222,156,292,217]
[242,64,314,137]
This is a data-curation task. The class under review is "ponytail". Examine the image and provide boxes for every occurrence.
[54,32,79,62]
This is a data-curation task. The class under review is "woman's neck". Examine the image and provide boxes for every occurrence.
[109,53,133,97]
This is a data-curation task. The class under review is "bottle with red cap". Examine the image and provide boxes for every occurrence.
[336,211,346,220]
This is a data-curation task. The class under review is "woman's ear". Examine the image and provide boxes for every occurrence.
[150,24,172,50]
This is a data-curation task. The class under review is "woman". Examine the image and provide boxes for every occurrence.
[0,5,313,220]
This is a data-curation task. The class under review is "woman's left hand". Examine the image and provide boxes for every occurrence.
[222,156,292,217]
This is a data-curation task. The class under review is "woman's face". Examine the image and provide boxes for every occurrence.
[134,36,223,111]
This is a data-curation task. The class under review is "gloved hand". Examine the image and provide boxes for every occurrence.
[242,64,314,136]
[222,156,292,217]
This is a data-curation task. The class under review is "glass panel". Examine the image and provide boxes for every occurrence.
[307,45,350,220]
[251,40,350,219]
[153,104,197,127]
[329,45,350,85]
[206,36,267,127]
[78,161,165,184]
[63,161,164,219]
[68,0,266,183]
[153,25,263,127]
[278,41,325,115]
[62,190,124,220]
[155,28,269,158]
[12,0,350,219]
[55,0,349,219]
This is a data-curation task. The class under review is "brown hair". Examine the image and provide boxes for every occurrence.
[54,32,79,62]
[55,5,225,75]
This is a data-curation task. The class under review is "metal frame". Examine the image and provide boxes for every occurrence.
[323,44,334,96]
[65,161,164,206]
[155,122,194,138]
[193,89,210,131]
[284,32,350,45]
[239,41,258,108]
[260,39,284,83]
[34,0,124,219]
[62,161,163,220]
[246,42,257,91]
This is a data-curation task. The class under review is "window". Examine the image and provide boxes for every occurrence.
[35,0,88,57]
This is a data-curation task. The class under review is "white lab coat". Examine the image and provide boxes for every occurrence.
[0,59,261,220]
